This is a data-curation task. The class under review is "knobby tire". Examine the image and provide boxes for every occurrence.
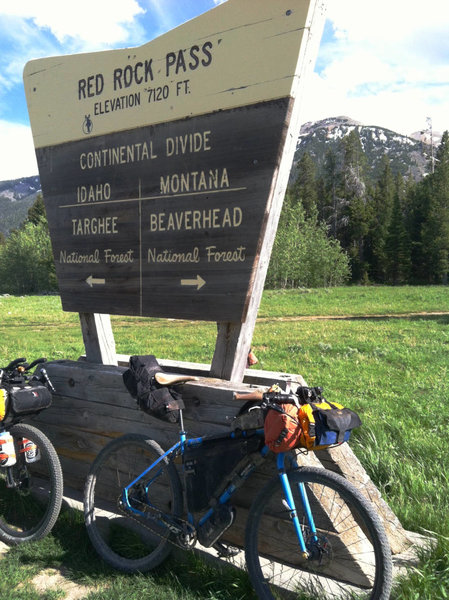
[245,466,393,600]
[84,433,183,573]
[0,422,63,544]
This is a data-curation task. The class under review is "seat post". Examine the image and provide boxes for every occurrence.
[178,408,185,435]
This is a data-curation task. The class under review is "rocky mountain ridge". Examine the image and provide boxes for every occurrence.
[295,116,441,182]
[0,175,41,237]
[294,115,436,182]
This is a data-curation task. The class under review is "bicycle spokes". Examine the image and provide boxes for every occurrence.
[245,467,392,599]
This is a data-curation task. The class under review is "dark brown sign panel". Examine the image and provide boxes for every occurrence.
[37,99,289,320]
[24,0,325,321]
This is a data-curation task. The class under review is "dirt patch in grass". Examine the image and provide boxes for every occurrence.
[31,567,102,599]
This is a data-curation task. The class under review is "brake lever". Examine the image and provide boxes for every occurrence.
[38,368,56,393]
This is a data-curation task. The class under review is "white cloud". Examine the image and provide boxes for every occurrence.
[0,120,38,180]
[1,1,145,48]
[305,0,449,135]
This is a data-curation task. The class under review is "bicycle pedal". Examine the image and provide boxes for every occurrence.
[212,541,240,558]
[197,504,235,548]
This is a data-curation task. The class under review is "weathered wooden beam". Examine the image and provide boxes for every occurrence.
[210,321,250,382]
[114,354,307,388]
[79,313,117,365]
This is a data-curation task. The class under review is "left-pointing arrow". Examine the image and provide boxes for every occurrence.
[86,275,106,287]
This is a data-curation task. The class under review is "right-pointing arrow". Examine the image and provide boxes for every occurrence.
[181,275,206,290]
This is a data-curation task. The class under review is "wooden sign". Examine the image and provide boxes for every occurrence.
[24,0,325,322]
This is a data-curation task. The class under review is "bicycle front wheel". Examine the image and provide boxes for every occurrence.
[245,466,392,600]
[84,433,183,573]
[0,422,63,544]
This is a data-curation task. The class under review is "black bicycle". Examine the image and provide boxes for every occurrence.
[0,357,63,544]
[84,376,392,600]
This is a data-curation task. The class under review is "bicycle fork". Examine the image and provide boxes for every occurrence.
[277,453,318,561]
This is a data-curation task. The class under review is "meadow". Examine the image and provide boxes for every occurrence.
[0,285,448,599]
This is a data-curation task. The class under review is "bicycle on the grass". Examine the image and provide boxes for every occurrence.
[83,377,393,600]
[0,357,63,544]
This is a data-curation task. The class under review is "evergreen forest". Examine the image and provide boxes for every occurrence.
[1,128,449,294]
[267,128,449,287]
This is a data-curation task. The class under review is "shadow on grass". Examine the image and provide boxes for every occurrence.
[9,505,256,600]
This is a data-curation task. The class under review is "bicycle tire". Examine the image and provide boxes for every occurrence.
[84,433,183,573]
[0,422,63,544]
[245,466,392,600]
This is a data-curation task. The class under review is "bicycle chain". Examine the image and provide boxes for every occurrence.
[116,492,198,551]
[109,449,266,558]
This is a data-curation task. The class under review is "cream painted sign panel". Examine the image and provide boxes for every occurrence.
[23,0,325,321]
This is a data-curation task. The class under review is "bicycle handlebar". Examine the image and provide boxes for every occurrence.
[233,390,265,402]
[234,389,300,407]
[28,358,48,370]
[3,357,26,371]
[0,357,54,392]
[1,357,47,373]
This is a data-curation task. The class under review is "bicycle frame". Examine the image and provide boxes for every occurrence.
[120,421,318,559]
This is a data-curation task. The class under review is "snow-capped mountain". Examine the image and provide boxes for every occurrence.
[294,116,434,182]
[0,175,41,237]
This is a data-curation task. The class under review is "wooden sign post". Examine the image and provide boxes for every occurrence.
[24,0,326,380]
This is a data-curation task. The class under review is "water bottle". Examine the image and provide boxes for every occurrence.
[0,388,7,422]
[0,431,17,467]
[21,438,39,463]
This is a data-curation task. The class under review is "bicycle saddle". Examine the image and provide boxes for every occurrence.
[153,372,199,386]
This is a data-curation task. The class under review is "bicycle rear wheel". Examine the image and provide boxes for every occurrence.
[0,422,63,544]
[84,433,183,573]
[245,466,392,600]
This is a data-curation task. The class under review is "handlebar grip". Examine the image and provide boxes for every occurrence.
[4,357,26,371]
[28,358,47,370]
[233,389,265,402]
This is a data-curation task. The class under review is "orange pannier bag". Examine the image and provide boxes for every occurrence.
[264,401,302,453]
[264,389,362,453]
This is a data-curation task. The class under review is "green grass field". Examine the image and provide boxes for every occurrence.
[0,286,448,599]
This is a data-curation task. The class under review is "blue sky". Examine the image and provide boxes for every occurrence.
[1,0,449,181]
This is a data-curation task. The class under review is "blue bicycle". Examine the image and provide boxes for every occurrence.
[83,383,392,600]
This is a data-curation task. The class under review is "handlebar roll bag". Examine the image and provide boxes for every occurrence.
[7,383,52,417]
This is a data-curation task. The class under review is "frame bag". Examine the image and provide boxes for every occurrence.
[183,435,261,511]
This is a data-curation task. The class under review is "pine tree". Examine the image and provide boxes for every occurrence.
[368,156,395,282]
[25,194,48,227]
[407,175,429,283]
[320,148,346,238]
[385,174,411,284]
[289,152,318,220]
[420,131,449,283]
[341,130,372,282]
